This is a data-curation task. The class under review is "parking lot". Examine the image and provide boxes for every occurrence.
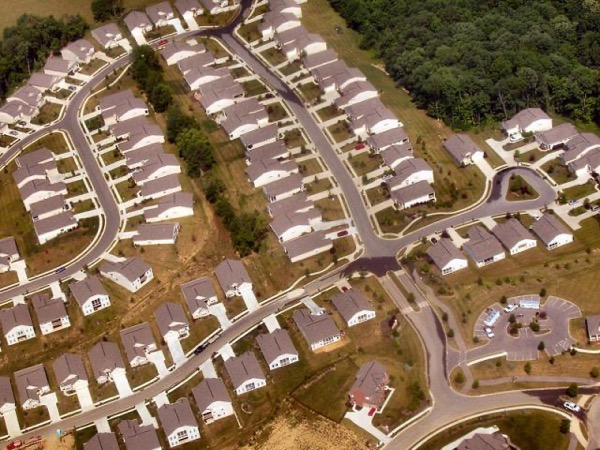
[469,296,581,362]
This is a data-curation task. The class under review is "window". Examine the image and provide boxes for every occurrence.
[176,430,189,442]
[91,298,103,311]
[246,382,256,391]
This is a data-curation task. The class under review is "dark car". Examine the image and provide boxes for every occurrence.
[194,344,207,355]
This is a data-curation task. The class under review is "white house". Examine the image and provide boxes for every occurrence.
[117,124,164,153]
[224,352,267,395]
[367,127,409,153]
[246,159,299,188]
[270,208,321,242]
[84,433,119,450]
[351,107,399,138]
[139,174,182,200]
[201,0,239,15]
[192,378,234,423]
[99,257,154,293]
[124,11,153,39]
[0,101,37,124]
[221,99,268,140]
[161,40,206,66]
[391,181,436,209]
[146,2,175,27]
[184,66,229,91]
[158,398,200,448]
[33,210,78,245]
[118,420,162,450]
[386,158,434,190]
[0,304,36,345]
[492,219,537,255]
[292,308,341,351]
[88,341,127,385]
[196,75,244,115]
[331,290,376,327]
[53,353,88,394]
[281,32,327,62]
[426,238,468,276]
[102,97,149,126]
[240,123,279,150]
[180,277,219,319]
[31,294,70,335]
[569,150,600,178]
[463,226,506,267]
[120,322,158,368]
[144,192,194,222]
[0,237,20,273]
[175,0,204,24]
[91,23,123,49]
[560,133,600,164]
[70,275,111,316]
[334,80,378,109]
[14,364,50,410]
[0,376,16,416]
[443,134,485,166]
[381,143,413,171]
[535,123,579,151]
[132,153,181,186]
[256,329,299,370]
[283,230,333,263]
[501,108,552,137]
[155,302,190,342]
[43,57,78,78]
[28,72,61,92]
[214,259,253,298]
[19,179,68,212]
[61,39,95,64]
[133,223,181,246]
[260,11,301,41]
[270,0,302,18]
[530,213,573,250]
[263,173,304,202]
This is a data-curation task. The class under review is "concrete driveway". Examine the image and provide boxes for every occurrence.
[75,386,94,412]
[166,338,186,367]
[469,296,581,363]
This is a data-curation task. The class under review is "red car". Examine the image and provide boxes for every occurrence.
[354,143,365,150]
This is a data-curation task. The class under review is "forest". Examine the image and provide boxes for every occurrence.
[0,14,88,100]
[328,0,600,129]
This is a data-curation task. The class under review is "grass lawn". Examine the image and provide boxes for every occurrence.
[260,47,287,67]
[57,156,78,174]
[562,181,597,202]
[315,196,346,221]
[52,88,74,100]
[301,0,485,212]
[66,179,88,197]
[515,147,547,164]
[306,177,332,195]
[283,128,307,149]
[280,61,303,76]
[31,102,62,125]
[421,410,569,450]
[316,105,341,122]
[506,175,539,202]
[72,199,95,214]
[266,102,289,122]
[297,82,322,104]
[298,157,324,177]
[466,130,506,168]
[348,152,382,178]
[238,21,261,43]
[0,135,17,147]
[25,132,70,154]
[242,79,269,97]
[366,185,390,206]
[542,159,574,185]
[115,180,138,202]
[230,66,250,79]
[79,58,108,76]
[327,120,354,143]
[100,148,123,166]
[0,270,18,289]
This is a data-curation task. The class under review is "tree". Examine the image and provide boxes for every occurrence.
[560,419,571,434]
[524,362,532,374]
[590,367,600,378]
[166,105,197,143]
[176,128,215,176]
[567,383,578,398]
[539,287,547,297]
[454,371,465,384]
[537,341,545,351]
[148,83,172,113]
[91,0,123,22]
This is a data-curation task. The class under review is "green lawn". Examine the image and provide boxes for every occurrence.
[562,181,597,202]
[317,105,342,122]
[506,175,539,202]
[348,152,382,177]
[242,79,269,97]
[542,159,574,185]
[31,102,62,125]
[297,82,322,104]
[327,120,354,143]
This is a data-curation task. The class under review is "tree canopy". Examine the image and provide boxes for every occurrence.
[91,0,124,22]
[131,45,173,113]
[329,0,600,128]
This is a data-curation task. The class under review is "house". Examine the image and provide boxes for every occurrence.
[267,191,313,218]
[283,230,333,263]
[0,101,37,124]
[215,259,252,298]
[88,341,126,385]
[124,11,153,36]
[117,124,164,153]
[177,52,216,75]
[84,433,119,450]
[270,0,302,17]
[120,322,158,368]
[28,72,60,92]
[30,195,68,221]
[367,127,409,153]
[257,329,299,370]
[175,0,204,22]
[16,147,54,168]
[183,66,229,91]
[442,426,517,450]
[492,218,537,255]
[443,134,485,166]
[161,40,206,66]
[146,2,175,27]
[0,304,35,345]
[222,99,268,140]
[427,238,468,276]
[246,159,299,188]
[133,223,180,246]
[14,364,50,410]
[351,107,400,138]
[99,89,137,113]
[260,11,301,41]
[8,85,44,109]
[201,0,239,15]
[381,143,413,171]
[224,352,267,395]
[118,420,162,450]
[501,108,552,137]
[263,173,304,202]
[270,208,321,242]
[61,39,95,64]
[535,123,579,150]
[311,60,359,93]
[386,158,434,190]
[293,308,341,350]
[245,140,289,165]
[192,378,234,423]
[132,153,181,186]
[124,142,164,169]
[70,275,111,316]
[348,361,389,410]
[13,159,57,189]
[158,398,200,447]
[196,75,244,114]
[33,210,78,244]
[569,150,600,177]
[19,179,68,211]
[0,376,16,416]
[560,133,600,164]
[181,277,218,319]
[331,290,376,326]
[390,180,436,209]
[31,294,70,335]
[91,24,123,49]
[0,237,19,273]
[99,257,154,292]
[144,192,194,222]
[586,315,600,342]
[102,97,149,126]
[531,213,573,250]
[335,80,379,109]
[302,48,337,71]
[155,302,190,342]
[53,353,88,394]
[463,226,506,267]
[139,173,182,200]
[240,123,279,150]
[280,30,327,62]
[43,57,78,78]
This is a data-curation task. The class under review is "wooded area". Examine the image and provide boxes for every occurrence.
[329,0,600,129]
[0,14,88,100]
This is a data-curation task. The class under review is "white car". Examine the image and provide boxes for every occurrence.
[485,327,495,338]
[564,401,581,413]
[504,304,518,313]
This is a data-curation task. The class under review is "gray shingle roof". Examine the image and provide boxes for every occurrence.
[463,226,504,262]
[0,376,15,409]
[214,259,251,292]
[14,364,48,406]
[263,173,304,199]
[502,108,550,131]
[154,302,188,338]
[0,303,33,334]
[120,323,156,363]
[443,134,482,163]
[349,360,388,408]
[158,398,197,436]
[427,238,466,269]
[53,353,88,387]
[390,180,434,206]
[492,218,535,250]
[530,214,571,246]
[118,420,161,450]
[70,275,108,307]
[224,351,265,390]
[256,329,298,366]
[124,11,151,32]
[240,123,278,149]
[33,210,77,238]
[91,24,122,47]
[180,277,217,313]
[31,293,67,325]
[84,433,119,450]
[283,230,332,260]
[292,308,340,347]
[387,158,432,188]
[267,192,313,217]
[100,257,152,283]
[192,377,231,412]
[88,341,125,379]
[331,290,373,323]
[535,123,578,147]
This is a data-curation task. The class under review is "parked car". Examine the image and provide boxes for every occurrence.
[9,130,18,136]
[484,327,495,338]
[504,304,518,314]
[568,200,578,206]
[430,237,438,244]
[564,401,581,413]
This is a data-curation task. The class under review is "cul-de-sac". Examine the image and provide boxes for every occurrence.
[0,0,598,449]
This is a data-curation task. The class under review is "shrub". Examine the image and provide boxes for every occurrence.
[590,367,600,378]
[567,383,578,398]
[524,362,532,374]
[454,372,465,384]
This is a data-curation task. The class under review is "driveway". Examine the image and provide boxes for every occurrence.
[166,338,186,367]
[75,386,94,412]
[3,408,21,437]
[112,372,133,398]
